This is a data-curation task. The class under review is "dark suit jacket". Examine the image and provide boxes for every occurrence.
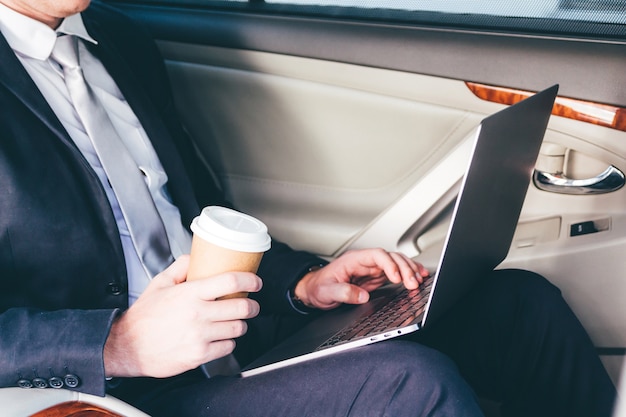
[0,1,322,396]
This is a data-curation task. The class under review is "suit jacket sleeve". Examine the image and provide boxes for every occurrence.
[0,308,118,396]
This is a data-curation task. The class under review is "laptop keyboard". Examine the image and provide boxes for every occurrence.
[317,276,434,350]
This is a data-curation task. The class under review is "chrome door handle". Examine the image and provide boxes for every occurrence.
[533,165,625,195]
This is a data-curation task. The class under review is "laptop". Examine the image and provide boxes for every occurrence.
[240,84,559,378]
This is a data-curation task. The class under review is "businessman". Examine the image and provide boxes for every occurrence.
[0,1,616,416]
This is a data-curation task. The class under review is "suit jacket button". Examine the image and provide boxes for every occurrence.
[49,376,64,389]
[64,374,80,388]
[32,377,48,388]
[17,379,33,388]
[107,282,125,295]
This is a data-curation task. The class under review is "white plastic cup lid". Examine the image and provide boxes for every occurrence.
[190,206,271,253]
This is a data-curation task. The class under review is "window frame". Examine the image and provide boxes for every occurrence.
[104,0,626,41]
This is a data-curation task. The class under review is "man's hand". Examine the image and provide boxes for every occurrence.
[103,255,262,378]
[294,249,429,310]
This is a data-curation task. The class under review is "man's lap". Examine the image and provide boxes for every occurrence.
[138,341,483,417]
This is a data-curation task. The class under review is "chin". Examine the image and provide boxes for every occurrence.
[73,0,92,13]
[62,0,92,16]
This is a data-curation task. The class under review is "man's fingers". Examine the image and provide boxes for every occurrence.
[191,271,263,301]
[198,297,260,322]
[341,249,429,290]
[202,339,237,363]
[388,252,426,289]
[318,282,369,307]
[149,258,263,302]
[150,255,190,288]
[199,319,250,342]
[299,248,431,310]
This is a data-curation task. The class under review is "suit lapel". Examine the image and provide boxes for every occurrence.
[0,32,77,149]
[0,4,200,227]
[0,29,128,274]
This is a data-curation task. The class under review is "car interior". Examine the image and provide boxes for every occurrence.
[5,0,626,415]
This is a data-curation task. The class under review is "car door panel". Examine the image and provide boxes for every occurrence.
[160,42,487,254]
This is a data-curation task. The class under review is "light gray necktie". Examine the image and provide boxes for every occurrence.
[52,34,173,278]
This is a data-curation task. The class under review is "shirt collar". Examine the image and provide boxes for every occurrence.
[0,3,97,61]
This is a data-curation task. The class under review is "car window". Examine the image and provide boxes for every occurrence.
[108,0,626,39]
[269,0,625,23]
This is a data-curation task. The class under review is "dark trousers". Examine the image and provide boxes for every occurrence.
[140,342,484,416]
[412,269,617,417]
[116,269,617,417]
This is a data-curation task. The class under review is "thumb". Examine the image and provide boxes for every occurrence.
[150,255,190,288]
[330,282,370,306]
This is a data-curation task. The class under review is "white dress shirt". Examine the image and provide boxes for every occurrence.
[0,4,192,304]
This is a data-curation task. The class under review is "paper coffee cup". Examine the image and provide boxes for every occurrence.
[188,206,271,299]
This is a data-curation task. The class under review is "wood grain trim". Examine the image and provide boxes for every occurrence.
[29,401,124,417]
[466,82,626,132]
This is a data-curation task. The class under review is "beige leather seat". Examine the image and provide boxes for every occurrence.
[1,387,149,416]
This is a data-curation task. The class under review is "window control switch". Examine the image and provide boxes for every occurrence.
[570,221,598,237]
